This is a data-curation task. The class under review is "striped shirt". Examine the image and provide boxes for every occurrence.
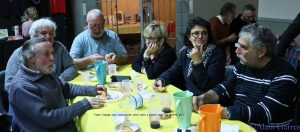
[213,57,297,125]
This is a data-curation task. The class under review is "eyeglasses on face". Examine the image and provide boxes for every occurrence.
[88,23,101,29]
[144,37,161,42]
[190,31,208,38]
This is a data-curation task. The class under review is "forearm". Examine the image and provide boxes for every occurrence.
[59,65,78,81]
[74,56,104,69]
[202,90,219,104]
[114,54,128,64]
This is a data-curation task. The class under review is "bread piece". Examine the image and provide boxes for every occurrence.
[157,86,166,92]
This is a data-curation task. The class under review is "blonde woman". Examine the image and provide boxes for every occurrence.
[132,23,177,79]
[21,7,38,37]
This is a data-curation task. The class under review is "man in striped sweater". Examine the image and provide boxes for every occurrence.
[193,24,297,128]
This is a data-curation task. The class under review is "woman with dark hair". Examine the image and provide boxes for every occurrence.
[153,17,226,95]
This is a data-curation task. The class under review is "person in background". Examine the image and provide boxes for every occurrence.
[5,18,78,92]
[70,9,128,69]
[209,2,237,64]
[153,17,226,96]
[275,12,300,57]
[193,24,297,129]
[229,4,256,65]
[275,12,300,124]
[9,38,106,131]
[21,7,38,38]
[131,23,177,79]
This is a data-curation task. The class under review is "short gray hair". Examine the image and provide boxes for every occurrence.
[242,4,256,12]
[143,23,166,39]
[86,9,104,22]
[21,37,49,66]
[29,18,57,38]
[239,23,276,58]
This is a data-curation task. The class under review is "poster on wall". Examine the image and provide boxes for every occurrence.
[0,29,8,39]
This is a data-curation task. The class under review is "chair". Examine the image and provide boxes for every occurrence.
[0,70,8,113]
[285,46,300,69]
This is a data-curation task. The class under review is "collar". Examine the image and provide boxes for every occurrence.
[216,15,224,24]
[21,64,45,81]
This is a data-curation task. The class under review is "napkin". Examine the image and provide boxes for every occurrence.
[221,123,239,132]
[139,91,154,99]
[130,70,139,77]
[113,112,140,132]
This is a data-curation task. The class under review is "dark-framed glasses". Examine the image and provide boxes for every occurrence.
[88,23,101,29]
[144,37,161,42]
[190,31,208,38]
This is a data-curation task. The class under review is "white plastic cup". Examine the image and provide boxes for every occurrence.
[12,25,19,36]
[129,94,143,109]
[133,77,144,93]
[121,79,132,96]
[81,71,90,85]
[108,64,117,75]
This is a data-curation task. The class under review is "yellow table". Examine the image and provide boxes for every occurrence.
[70,65,256,132]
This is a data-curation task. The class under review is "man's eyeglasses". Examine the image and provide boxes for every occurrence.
[190,31,208,38]
[144,37,161,42]
[88,23,101,29]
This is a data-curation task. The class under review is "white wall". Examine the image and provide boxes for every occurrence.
[258,0,300,20]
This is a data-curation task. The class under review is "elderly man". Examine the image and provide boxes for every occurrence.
[70,9,128,69]
[193,24,297,128]
[209,2,237,64]
[229,4,256,65]
[9,38,106,131]
[5,18,78,92]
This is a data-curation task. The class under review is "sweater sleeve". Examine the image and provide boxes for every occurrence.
[191,48,226,92]
[276,13,300,57]
[58,43,78,81]
[131,47,146,73]
[9,83,92,128]
[4,48,21,92]
[144,45,177,79]
[213,65,297,124]
[59,77,97,99]
[158,47,185,86]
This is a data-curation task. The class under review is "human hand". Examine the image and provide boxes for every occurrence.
[192,95,204,111]
[144,43,159,57]
[105,53,116,63]
[188,46,203,64]
[87,97,105,109]
[96,85,107,95]
[141,67,146,74]
[227,33,237,42]
[221,107,228,119]
[89,54,104,62]
[152,80,165,92]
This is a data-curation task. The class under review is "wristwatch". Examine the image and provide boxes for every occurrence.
[226,109,231,119]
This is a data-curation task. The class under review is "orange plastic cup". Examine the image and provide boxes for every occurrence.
[198,104,223,132]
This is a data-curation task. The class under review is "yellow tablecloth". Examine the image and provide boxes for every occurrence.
[70,65,256,132]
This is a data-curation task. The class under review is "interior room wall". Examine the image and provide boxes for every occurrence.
[258,0,300,41]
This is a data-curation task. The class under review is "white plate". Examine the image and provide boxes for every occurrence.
[104,91,124,102]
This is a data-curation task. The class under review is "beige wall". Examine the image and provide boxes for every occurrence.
[102,0,140,21]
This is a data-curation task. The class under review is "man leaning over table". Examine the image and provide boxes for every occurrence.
[9,38,106,131]
[70,9,128,69]
[193,24,297,128]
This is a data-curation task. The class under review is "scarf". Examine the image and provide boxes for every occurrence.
[187,44,216,77]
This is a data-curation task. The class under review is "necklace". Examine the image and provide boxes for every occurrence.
[33,0,40,4]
